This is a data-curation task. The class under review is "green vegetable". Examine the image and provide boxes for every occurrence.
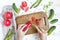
[5,26,14,40]
[34,0,42,8]
[4,29,10,40]
[12,3,20,13]
[30,0,42,9]
[48,9,54,20]
[5,33,13,40]
[43,2,53,11]
[50,19,58,24]
[30,0,38,9]
[48,26,56,35]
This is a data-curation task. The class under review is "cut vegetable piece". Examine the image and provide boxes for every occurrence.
[31,17,41,25]
[30,0,42,8]
[5,26,14,40]
[50,19,58,24]
[48,26,56,35]
[31,17,36,22]
[23,21,32,31]
[48,9,54,20]
[24,7,29,12]
[22,1,27,7]
[12,3,20,13]
[20,6,29,12]
[20,5,24,10]
[36,19,41,25]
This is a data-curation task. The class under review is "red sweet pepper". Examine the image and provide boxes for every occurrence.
[23,21,32,31]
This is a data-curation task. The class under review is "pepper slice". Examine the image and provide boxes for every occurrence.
[36,19,41,25]
[20,5,24,10]
[24,7,29,12]
[20,6,29,12]
[12,3,20,13]
[23,21,32,31]
[31,17,41,25]
[31,17,36,22]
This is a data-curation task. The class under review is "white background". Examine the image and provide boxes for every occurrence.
[0,0,60,40]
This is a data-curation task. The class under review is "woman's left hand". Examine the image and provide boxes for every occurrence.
[17,24,27,40]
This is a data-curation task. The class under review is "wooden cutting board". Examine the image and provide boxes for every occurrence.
[15,12,49,35]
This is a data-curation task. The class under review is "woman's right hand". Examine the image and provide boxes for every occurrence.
[33,24,47,40]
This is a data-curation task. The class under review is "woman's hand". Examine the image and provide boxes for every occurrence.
[33,24,47,40]
[17,23,47,40]
[17,24,27,40]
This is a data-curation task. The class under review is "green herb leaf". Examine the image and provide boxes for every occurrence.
[43,2,53,11]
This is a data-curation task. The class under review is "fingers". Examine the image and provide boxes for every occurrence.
[39,27,45,33]
[18,23,46,35]
[35,24,45,33]
[32,24,42,34]
[32,24,46,34]
[18,24,28,34]
[21,25,27,31]
[18,24,25,31]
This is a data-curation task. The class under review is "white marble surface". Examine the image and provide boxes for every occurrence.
[0,0,60,40]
